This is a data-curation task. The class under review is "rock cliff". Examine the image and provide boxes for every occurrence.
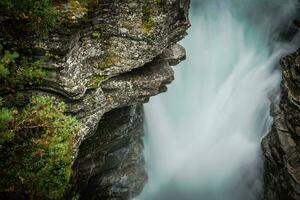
[0,0,190,199]
[6,1,300,199]
[262,15,300,200]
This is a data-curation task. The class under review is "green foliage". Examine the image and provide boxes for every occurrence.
[0,65,10,79]
[45,51,61,60]
[0,50,19,79]
[0,0,58,38]
[7,58,46,86]
[0,98,13,144]
[0,96,78,199]
[0,1,81,199]
[0,49,46,88]
[92,31,101,39]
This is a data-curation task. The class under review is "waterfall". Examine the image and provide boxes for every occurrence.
[136,1,299,200]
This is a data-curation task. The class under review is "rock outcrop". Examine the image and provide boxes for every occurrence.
[262,48,300,200]
[262,15,300,199]
[0,0,190,199]
[72,105,146,200]
[70,46,187,199]
[38,0,190,147]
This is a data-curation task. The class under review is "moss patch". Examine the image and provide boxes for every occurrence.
[142,8,155,31]
[0,96,78,199]
[141,3,158,32]
[86,74,106,88]
[91,31,101,39]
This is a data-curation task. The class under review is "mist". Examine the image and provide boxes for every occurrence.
[135,0,299,200]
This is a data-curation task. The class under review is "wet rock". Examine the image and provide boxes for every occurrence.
[72,105,146,200]
[262,49,300,200]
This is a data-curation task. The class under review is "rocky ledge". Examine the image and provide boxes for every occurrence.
[0,0,190,199]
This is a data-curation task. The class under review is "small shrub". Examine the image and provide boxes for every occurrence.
[0,96,78,199]
[0,49,46,88]
[0,98,13,144]
[0,50,19,79]
[0,0,58,39]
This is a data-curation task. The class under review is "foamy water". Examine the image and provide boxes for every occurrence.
[136,1,299,199]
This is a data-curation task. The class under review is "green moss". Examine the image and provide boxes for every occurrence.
[142,17,156,31]
[0,96,78,199]
[86,74,106,88]
[92,31,101,39]
[142,5,156,31]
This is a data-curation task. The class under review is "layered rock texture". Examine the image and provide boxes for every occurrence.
[7,1,300,199]
[72,105,146,200]
[0,0,190,199]
[262,18,300,200]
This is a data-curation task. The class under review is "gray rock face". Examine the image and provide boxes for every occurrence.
[72,105,146,200]
[262,49,300,200]
[70,48,187,199]
[39,0,191,148]
[262,9,300,199]
[0,0,189,199]
[4,1,190,199]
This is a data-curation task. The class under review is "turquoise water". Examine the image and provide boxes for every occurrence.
[136,1,298,200]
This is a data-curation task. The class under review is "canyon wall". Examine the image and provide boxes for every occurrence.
[0,1,190,199]
[3,1,300,199]
[262,14,300,200]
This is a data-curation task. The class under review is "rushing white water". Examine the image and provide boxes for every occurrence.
[136,1,299,200]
